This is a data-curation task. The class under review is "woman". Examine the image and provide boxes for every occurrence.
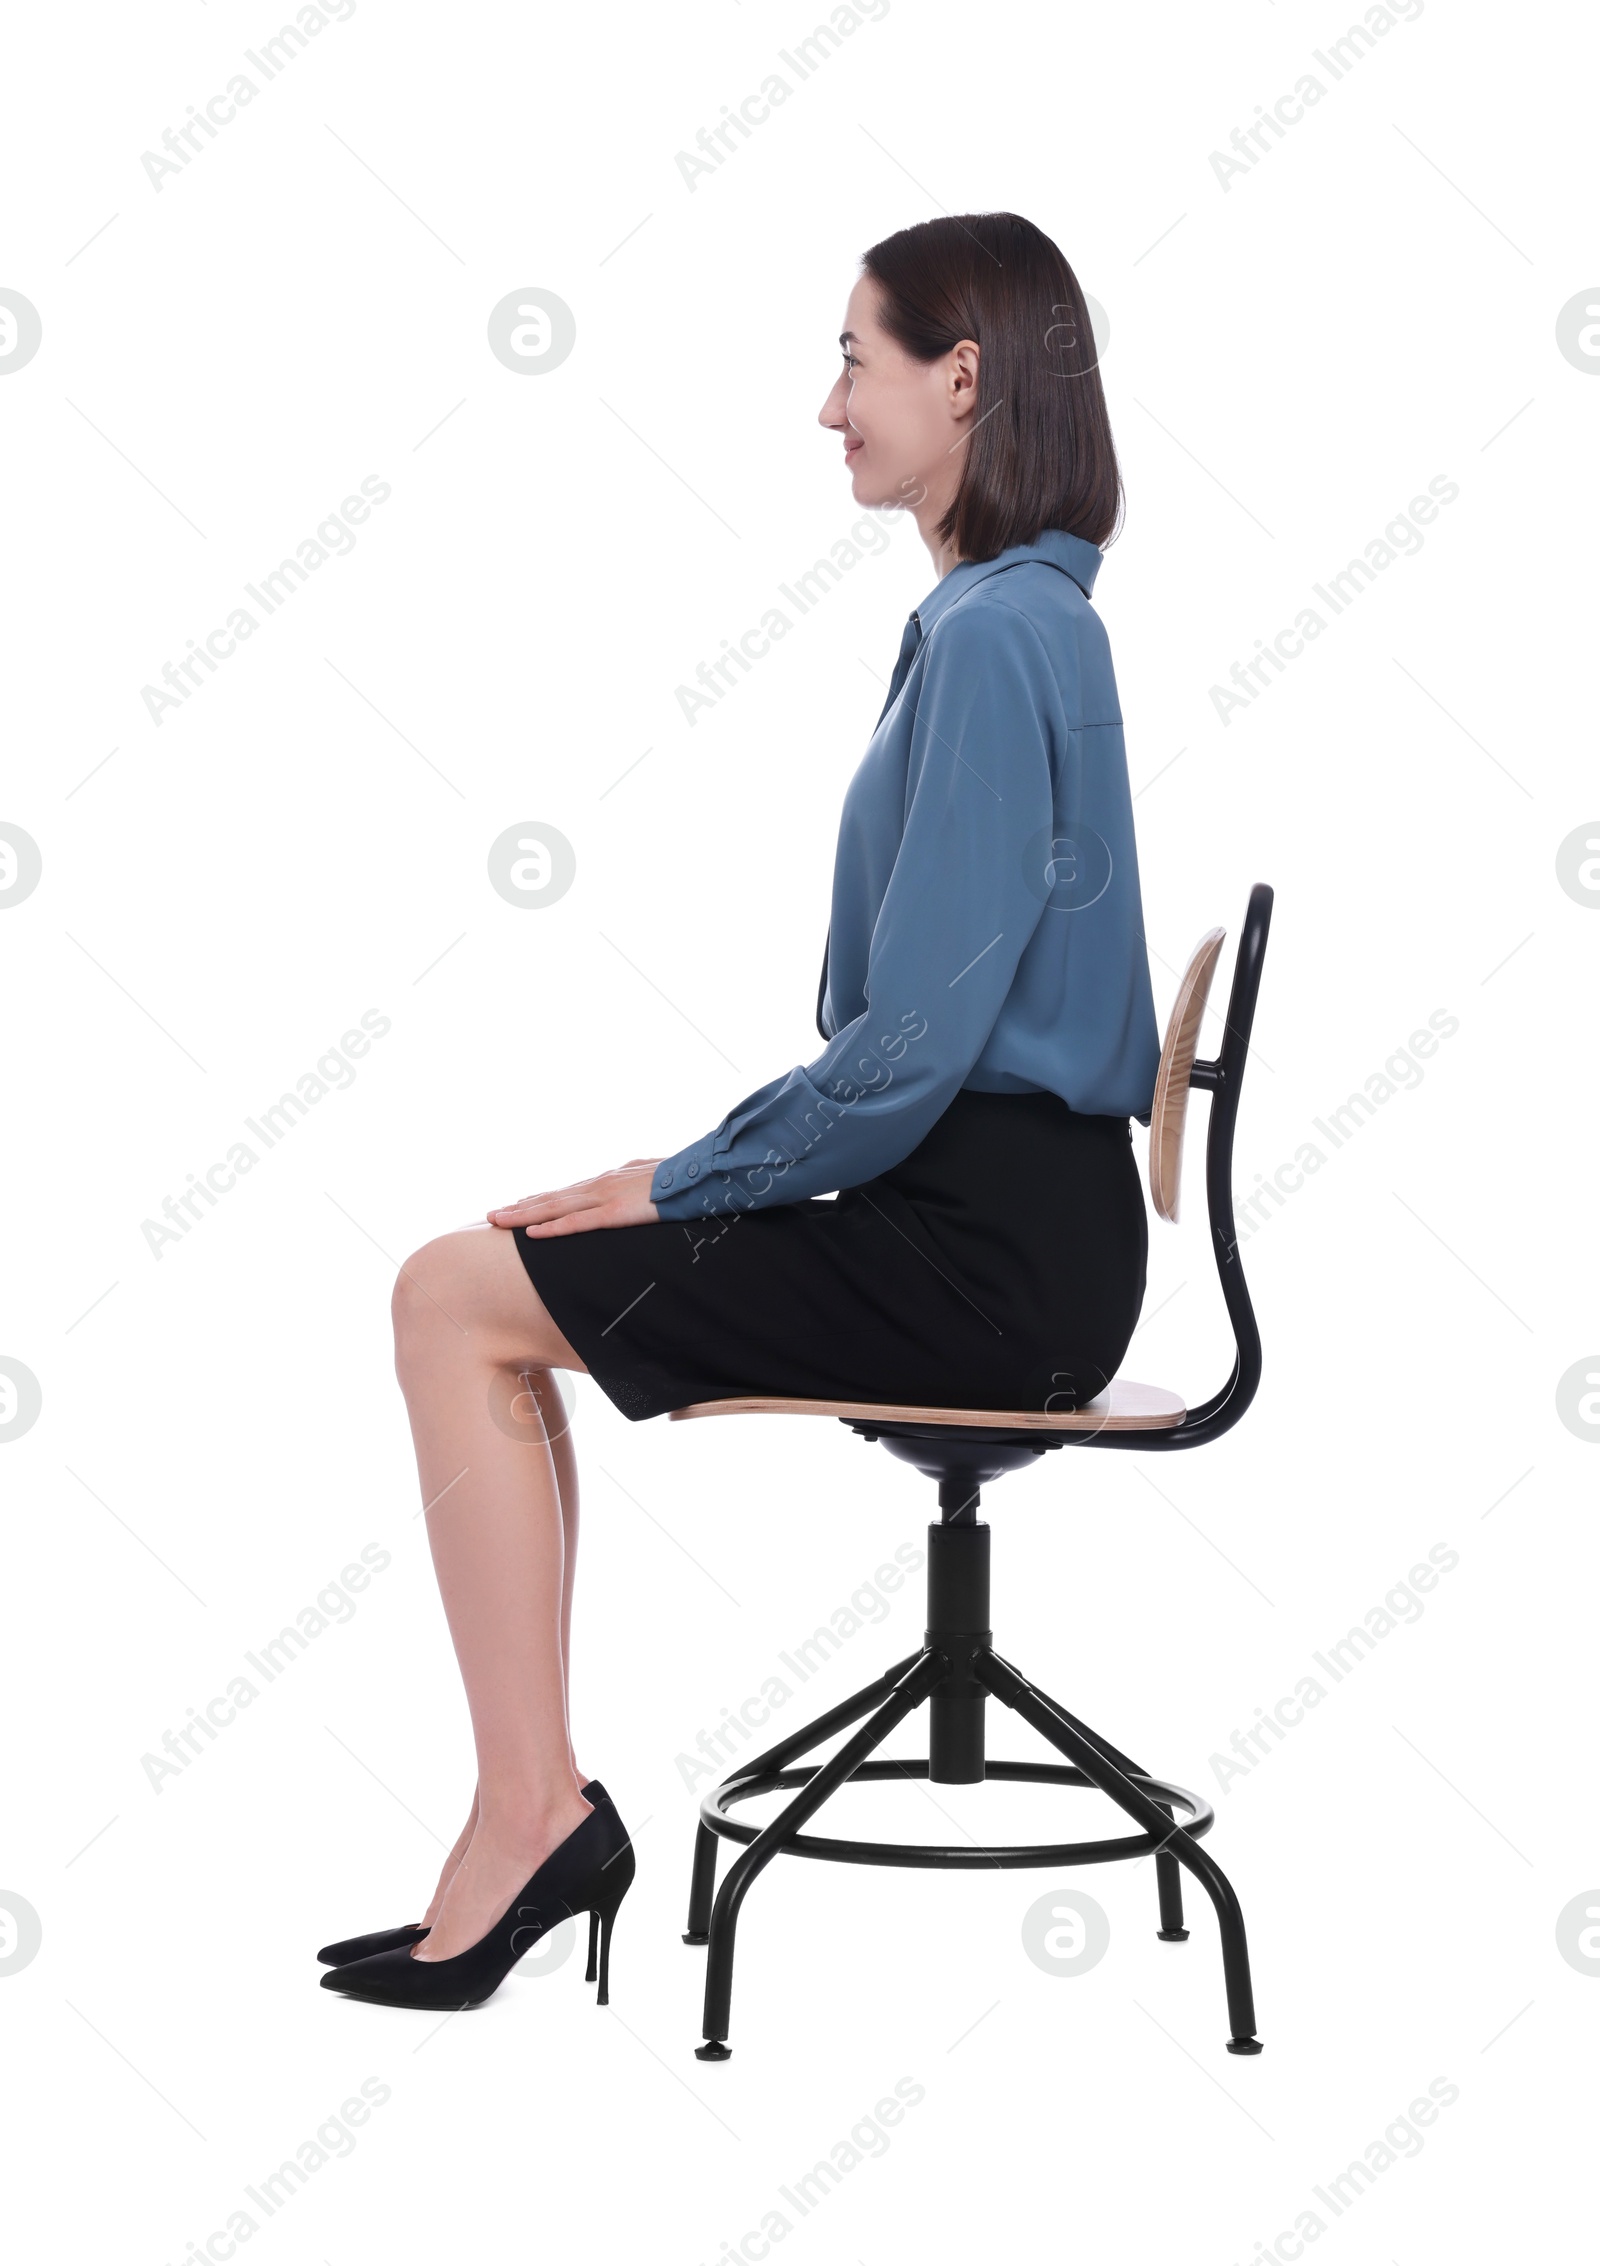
[318,211,1161,2011]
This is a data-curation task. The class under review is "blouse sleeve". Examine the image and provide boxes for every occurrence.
[650,599,1058,1222]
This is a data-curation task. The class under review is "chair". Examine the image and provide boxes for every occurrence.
[669,882,1275,2061]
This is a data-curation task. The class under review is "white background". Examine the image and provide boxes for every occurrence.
[2,0,1596,2258]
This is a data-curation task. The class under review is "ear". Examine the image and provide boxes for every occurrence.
[947,337,980,417]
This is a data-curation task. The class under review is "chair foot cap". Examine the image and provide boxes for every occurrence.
[695,2039,732,2061]
[1226,2037,1264,2056]
[682,1931,710,1946]
[1156,1928,1190,1942]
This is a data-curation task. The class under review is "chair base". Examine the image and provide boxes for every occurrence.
[681,1517,1263,2062]
[696,1751,1216,1870]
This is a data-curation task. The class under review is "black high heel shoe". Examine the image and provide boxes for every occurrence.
[315,1780,611,1967]
[320,1793,635,2010]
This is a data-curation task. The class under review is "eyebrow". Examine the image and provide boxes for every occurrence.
[838,331,860,347]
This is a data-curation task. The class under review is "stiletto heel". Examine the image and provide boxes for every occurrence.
[589,1845,635,2007]
[595,1901,618,2006]
[320,1789,634,2011]
[317,1780,611,1967]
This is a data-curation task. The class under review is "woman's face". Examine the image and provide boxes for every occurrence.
[817,272,977,518]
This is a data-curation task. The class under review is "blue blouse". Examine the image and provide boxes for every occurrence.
[650,528,1160,1224]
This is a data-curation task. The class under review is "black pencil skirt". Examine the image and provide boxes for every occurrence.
[512,1088,1148,1423]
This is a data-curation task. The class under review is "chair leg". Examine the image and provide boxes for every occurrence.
[696,1651,942,2060]
[990,1655,1189,1941]
[681,1822,720,1946]
[682,1647,927,1945]
[980,1654,1262,2053]
[1154,1848,1189,1942]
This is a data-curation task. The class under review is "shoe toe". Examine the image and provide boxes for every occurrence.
[316,1922,428,1967]
[319,1943,479,2010]
[321,1945,412,1996]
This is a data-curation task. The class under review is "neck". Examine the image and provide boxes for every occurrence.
[915,501,963,580]
[912,429,976,577]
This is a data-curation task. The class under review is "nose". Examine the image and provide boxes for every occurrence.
[818,370,849,431]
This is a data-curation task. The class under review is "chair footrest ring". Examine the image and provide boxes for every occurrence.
[699,1756,1213,1871]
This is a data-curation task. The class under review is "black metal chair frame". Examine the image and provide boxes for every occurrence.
[682,885,1275,2061]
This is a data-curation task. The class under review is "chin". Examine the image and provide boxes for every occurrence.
[849,470,894,511]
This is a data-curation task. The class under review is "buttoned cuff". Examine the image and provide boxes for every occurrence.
[650,1135,724,1218]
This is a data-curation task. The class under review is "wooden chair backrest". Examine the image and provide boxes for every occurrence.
[1148,927,1225,1223]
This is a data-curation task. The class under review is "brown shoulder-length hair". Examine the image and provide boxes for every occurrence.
[860,211,1121,560]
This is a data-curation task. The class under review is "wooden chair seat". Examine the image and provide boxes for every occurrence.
[668,1377,1185,1432]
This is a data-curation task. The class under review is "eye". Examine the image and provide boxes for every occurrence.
[842,351,860,370]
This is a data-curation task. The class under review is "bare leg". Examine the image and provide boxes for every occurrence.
[390,1223,595,1961]
[418,1795,480,1929]
[549,1394,586,1784]
[412,1376,587,1928]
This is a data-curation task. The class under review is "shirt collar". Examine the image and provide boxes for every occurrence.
[910,527,1103,634]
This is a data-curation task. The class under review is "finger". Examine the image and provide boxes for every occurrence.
[488,1190,603,1227]
[490,1168,636,1222]
[498,1181,596,1209]
[520,1206,618,1239]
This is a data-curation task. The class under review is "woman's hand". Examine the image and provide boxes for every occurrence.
[487,1159,664,1239]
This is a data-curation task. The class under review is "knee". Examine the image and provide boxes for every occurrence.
[391,1236,465,1374]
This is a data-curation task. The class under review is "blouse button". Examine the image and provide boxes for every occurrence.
[660,1170,673,1187]
[686,1163,700,1179]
